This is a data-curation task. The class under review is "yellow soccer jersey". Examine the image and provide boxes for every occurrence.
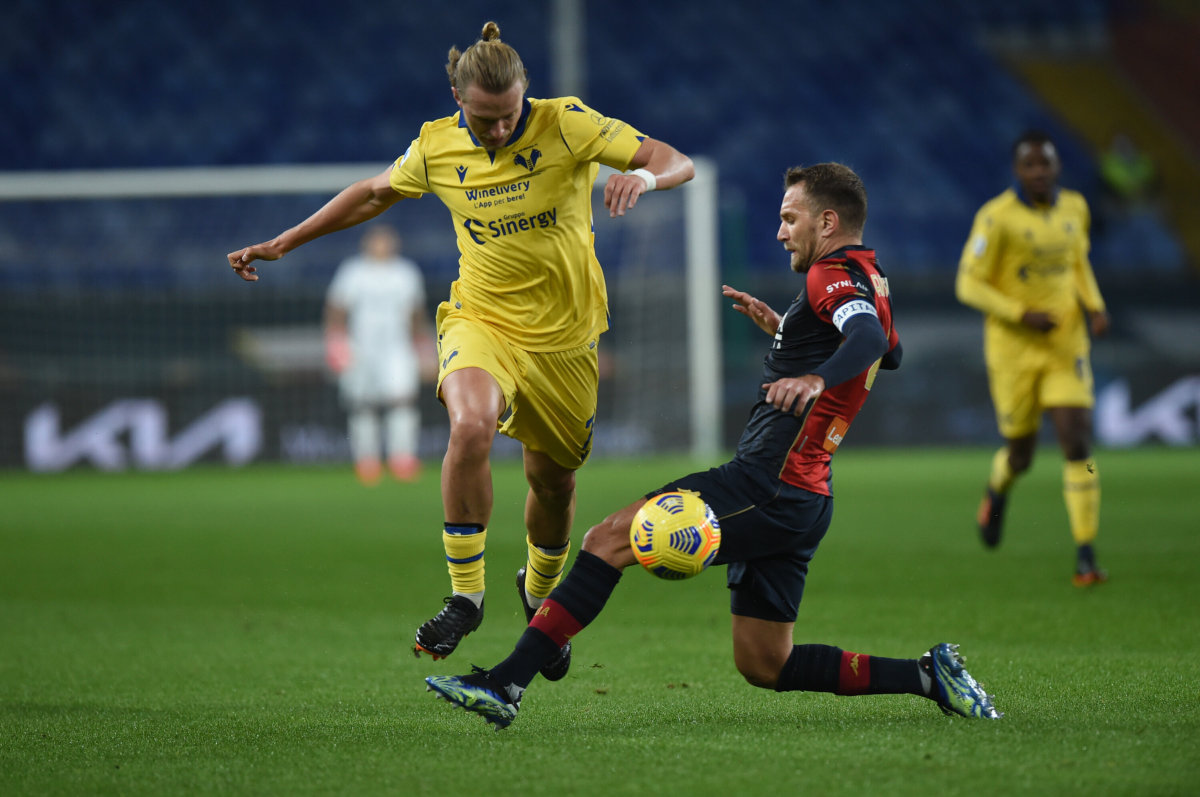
[389,96,646,351]
[956,186,1106,364]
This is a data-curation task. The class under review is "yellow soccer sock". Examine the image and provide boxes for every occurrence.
[1063,459,1100,545]
[988,447,1016,494]
[443,524,487,596]
[524,536,571,607]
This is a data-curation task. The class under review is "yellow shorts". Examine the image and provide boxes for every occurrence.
[435,301,599,469]
[986,354,1095,438]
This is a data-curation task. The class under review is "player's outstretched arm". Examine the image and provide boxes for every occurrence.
[603,137,694,218]
[227,168,404,281]
[722,284,780,336]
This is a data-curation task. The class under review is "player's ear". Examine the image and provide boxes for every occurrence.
[820,208,839,238]
[451,86,463,107]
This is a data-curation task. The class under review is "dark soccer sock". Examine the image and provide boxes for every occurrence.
[489,550,623,691]
[775,644,926,696]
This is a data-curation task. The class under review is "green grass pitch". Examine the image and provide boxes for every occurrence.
[2,446,1198,795]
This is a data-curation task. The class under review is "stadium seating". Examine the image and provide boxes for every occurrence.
[1,0,1186,290]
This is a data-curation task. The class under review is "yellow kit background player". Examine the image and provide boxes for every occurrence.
[956,129,1110,586]
[227,21,695,673]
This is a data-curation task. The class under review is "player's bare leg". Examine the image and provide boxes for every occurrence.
[440,368,505,525]
[978,432,1036,548]
[731,615,794,688]
[1048,405,1092,463]
[516,448,578,679]
[1049,406,1105,586]
[520,448,576,605]
[522,449,576,549]
[414,367,505,659]
[1004,433,1038,476]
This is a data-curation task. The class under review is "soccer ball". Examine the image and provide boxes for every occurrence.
[629,491,721,580]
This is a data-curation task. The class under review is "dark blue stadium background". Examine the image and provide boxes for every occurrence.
[3,0,1198,467]
[5,0,1187,273]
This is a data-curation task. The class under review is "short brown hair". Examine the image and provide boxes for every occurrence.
[445,21,529,93]
[784,163,868,234]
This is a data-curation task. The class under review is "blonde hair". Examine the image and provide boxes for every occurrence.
[445,21,529,93]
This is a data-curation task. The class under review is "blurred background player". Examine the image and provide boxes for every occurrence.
[324,224,434,485]
[425,164,1000,729]
[956,129,1110,586]
[227,21,694,674]
[1099,131,1160,215]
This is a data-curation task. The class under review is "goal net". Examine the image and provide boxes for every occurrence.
[0,160,721,471]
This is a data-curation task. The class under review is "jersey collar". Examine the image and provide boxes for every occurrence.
[458,99,533,163]
[819,244,872,263]
[1013,182,1060,208]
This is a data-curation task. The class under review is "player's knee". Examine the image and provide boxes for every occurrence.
[1064,448,1091,464]
[734,650,784,690]
[1008,450,1034,474]
[737,666,776,689]
[580,518,626,560]
[1062,436,1092,461]
[527,468,575,503]
[580,521,616,552]
[446,413,495,458]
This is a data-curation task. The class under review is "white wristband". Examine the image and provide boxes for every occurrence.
[631,168,657,192]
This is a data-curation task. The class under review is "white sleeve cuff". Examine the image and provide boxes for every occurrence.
[631,168,657,191]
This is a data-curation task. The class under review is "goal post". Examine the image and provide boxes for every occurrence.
[684,159,722,460]
[590,156,722,460]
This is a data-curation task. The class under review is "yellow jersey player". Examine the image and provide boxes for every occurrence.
[227,21,695,673]
[956,129,1110,586]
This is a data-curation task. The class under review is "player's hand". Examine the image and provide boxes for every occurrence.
[324,331,352,373]
[227,243,282,282]
[1089,310,1110,337]
[603,172,649,218]
[722,285,781,336]
[1020,310,1057,332]
[763,374,825,416]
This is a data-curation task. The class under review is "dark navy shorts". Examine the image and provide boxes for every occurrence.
[649,459,833,623]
